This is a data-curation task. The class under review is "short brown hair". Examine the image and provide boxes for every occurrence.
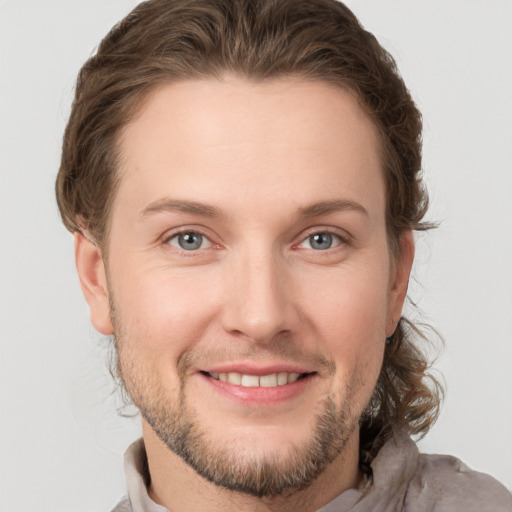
[56,0,442,444]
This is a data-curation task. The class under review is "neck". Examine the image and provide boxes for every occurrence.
[142,420,363,512]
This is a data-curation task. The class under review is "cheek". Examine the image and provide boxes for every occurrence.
[301,265,390,348]
[111,267,224,398]
[298,263,389,393]
[109,262,224,356]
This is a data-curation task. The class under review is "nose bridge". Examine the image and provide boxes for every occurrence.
[221,241,294,342]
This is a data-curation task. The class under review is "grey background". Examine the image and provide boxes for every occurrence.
[1,1,511,510]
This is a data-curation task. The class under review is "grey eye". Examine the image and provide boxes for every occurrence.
[168,232,210,251]
[300,232,343,251]
[309,233,333,250]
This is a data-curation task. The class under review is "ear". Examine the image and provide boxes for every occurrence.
[74,232,114,335]
[386,230,415,337]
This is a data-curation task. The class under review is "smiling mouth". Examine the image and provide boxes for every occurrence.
[202,371,313,388]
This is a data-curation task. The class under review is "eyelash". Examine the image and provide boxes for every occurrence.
[162,227,350,255]
[294,227,352,254]
[163,229,214,253]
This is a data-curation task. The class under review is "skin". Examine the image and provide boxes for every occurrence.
[75,77,414,512]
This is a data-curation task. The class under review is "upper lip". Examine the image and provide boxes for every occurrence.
[198,362,316,376]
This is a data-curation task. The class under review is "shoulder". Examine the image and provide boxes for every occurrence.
[368,430,512,512]
[406,452,512,511]
[110,496,131,512]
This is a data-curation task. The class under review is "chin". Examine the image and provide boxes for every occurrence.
[141,388,359,497]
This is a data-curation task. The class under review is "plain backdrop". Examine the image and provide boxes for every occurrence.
[1,1,511,510]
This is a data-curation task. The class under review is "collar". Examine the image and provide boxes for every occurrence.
[122,428,419,512]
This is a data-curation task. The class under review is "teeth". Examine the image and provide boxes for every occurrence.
[227,372,242,385]
[241,374,259,387]
[277,372,288,385]
[209,371,305,387]
[259,374,278,387]
[288,372,300,383]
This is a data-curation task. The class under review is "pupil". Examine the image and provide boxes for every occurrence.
[179,232,202,250]
[311,233,332,250]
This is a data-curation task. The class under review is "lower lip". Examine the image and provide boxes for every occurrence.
[200,373,315,405]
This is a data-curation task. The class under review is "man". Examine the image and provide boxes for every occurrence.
[55,0,512,510]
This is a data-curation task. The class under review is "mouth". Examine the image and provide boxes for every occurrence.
[201,371,313,388]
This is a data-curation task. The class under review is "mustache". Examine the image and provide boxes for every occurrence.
[176,339,336,379]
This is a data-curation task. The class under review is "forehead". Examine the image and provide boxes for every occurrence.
[114,77,385,223]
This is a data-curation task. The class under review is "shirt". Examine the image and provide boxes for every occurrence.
[111,430,512,511]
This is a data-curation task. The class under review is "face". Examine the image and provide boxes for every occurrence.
[77,77,412,496]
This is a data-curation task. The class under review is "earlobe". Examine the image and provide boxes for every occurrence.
[386,230,415,337]
[74,232,114,335]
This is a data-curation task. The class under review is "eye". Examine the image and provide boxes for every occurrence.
[166,231,211,251]
[300,232,343,251]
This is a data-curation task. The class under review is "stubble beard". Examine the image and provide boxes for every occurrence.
[138,383,357,497]
[112,317,361,497]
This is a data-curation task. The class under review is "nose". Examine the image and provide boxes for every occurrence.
[220,247,298,344]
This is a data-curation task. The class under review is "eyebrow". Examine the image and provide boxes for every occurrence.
[139,197,368,220]
[139,198,222,219]
[298,199,369,219]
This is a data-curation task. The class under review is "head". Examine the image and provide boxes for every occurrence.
[57,0,441,498]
